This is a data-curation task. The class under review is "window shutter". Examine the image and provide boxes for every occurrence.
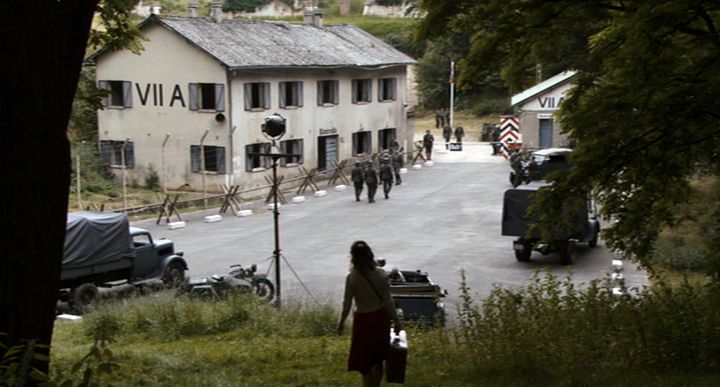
[125,142,135,168]
[262,143,272,168]
[214,84,225,111]
[391,78,397,100]
[244,83,252,110]
[122,81,133,107]
[245,145,253,171]
[297,82,303,107]
[298,139,304,164]
[99,140,111,164]
[378,79,383,101]
[216,147,226,174]
[333,81,339,104]
[263,83,271,109]
[366,80,372,102]
[279,82,287,108]
[189,83,198,111]
[98,81,110,107]
[191,145,200,172]
[317,81,323,105]
[351,81,358,103]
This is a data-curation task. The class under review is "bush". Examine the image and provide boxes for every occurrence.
[144,164,160,191]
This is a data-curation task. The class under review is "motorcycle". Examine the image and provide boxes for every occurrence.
[176,264,275,302]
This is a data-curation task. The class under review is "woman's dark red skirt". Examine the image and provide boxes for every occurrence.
[348,307,390,374]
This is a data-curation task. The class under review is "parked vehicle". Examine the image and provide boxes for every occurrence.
[509,147,572,187]
[377,260,446,327]
[177,264,275,302]
[60,212,188,312]
[501,182,600,265]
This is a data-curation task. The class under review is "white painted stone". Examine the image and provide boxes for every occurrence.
[314,190,327,197]
[237,209,253,217]
[268,203,282,210]
[424,160,434,167]
[56,314,83,322]
[204,215,222,223]
[611,272,624,281]
[612,259,623,269]
[412,164,422,170]
[167,221,187,230]
[399,168,408,174]
[292,196,306,203]
[612,287,624,296]
[335,184,347,191]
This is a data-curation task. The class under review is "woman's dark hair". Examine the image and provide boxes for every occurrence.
[350,240,376,272]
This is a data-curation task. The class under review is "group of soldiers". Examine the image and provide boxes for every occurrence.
[351,149,404,203]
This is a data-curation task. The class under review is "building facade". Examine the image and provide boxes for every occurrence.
[510,71,577,149]
[89,11,415,192]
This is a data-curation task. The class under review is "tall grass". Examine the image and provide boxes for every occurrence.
[51,275,720,385]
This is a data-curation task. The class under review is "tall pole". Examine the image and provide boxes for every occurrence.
[76,142,82,210]
[200,129,210,208]
[121,138,129,212]
[162,133,170,195]
[271,143,281,307]
[449,60,455,128]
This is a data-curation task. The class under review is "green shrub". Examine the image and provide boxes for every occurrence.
[144,164,160,191]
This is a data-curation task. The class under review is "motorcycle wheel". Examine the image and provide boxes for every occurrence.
[254,278,275,303]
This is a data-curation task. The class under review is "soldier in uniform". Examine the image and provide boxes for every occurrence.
[351,161,364,202]
[454,125,465,143]
[379,152,394,199]
[364,160,378,203]
[423,130,435,160]
[442,125,452,149]
[392,148,404,185]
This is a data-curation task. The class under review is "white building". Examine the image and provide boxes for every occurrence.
[88,7,415,192]
[510,71,577,149]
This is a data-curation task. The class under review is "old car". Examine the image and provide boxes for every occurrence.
[388,268,446,327]
[501,181,600,265]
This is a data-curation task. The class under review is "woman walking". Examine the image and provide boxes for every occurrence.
[338,241,402,386]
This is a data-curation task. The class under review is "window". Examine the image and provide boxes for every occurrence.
[378,128,397,151]
[98,80,132,108]
[378,78,397,102]
[351,79,372,103]
[190,145,226,173]
[245,143,272,171]
[244,82,271,110]
[189,83,225,111]
[352,131,372,155]
[317,80,339,105]
[99,140,134,168]
[279,81,303,108]
[280,139,304,166]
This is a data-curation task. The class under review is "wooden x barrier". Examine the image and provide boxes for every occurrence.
[156,193,182,224]
[327,159,351,186]
[265,175,288,204]
[296,167,319,194]
[219,184,242,215]
[411,145,427,164]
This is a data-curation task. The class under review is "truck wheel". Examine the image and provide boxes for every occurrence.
[254,279,275,303]
[71,283,98,314]
[559,241,575,265]
[163,261,185,288]
[514,241,532,262]
[588,225,600,248]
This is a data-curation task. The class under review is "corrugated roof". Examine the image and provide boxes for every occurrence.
[150,15,416,70]
[510,71,577,107]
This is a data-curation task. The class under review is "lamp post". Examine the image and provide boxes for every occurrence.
[200,129,210,208]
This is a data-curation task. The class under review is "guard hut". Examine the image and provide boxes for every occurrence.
[510,71,577,149]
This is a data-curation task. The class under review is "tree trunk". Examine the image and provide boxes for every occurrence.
[0,0,99,373]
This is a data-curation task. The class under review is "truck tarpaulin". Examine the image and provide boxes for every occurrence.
[63,212,135,270]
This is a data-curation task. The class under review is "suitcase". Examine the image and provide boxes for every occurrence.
[386,329,408,383]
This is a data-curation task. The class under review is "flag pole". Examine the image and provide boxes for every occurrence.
[449,61,455,128]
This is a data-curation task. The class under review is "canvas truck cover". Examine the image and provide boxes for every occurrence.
[63,211,135,270]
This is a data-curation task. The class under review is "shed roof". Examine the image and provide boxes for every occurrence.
[89,15,416,70]
[510,71,577,107]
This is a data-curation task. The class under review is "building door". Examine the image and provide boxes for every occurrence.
[318,135,338,170]
[378,128,396,151]
[539,119,553,149]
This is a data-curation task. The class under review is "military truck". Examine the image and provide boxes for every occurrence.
[501,182,600,265]
[60,212,188,311]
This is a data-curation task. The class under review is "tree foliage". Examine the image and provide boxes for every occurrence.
[418,0,720,267]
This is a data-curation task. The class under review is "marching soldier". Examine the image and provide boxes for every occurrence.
[423,130,435,160]
[392,148,404,185]
[454,125,465,143]
[442,125,452,149]
[364,160,378,203]
[351,160,364,202]
[379,151,394,199]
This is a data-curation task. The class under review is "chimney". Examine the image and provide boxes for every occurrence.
[313,9,324,27]
[187,1,198,17]
[210,1,223,23]
[303,9,313,25]
[150,2,161,15]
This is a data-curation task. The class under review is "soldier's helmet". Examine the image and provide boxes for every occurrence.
[380,154,391,165]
